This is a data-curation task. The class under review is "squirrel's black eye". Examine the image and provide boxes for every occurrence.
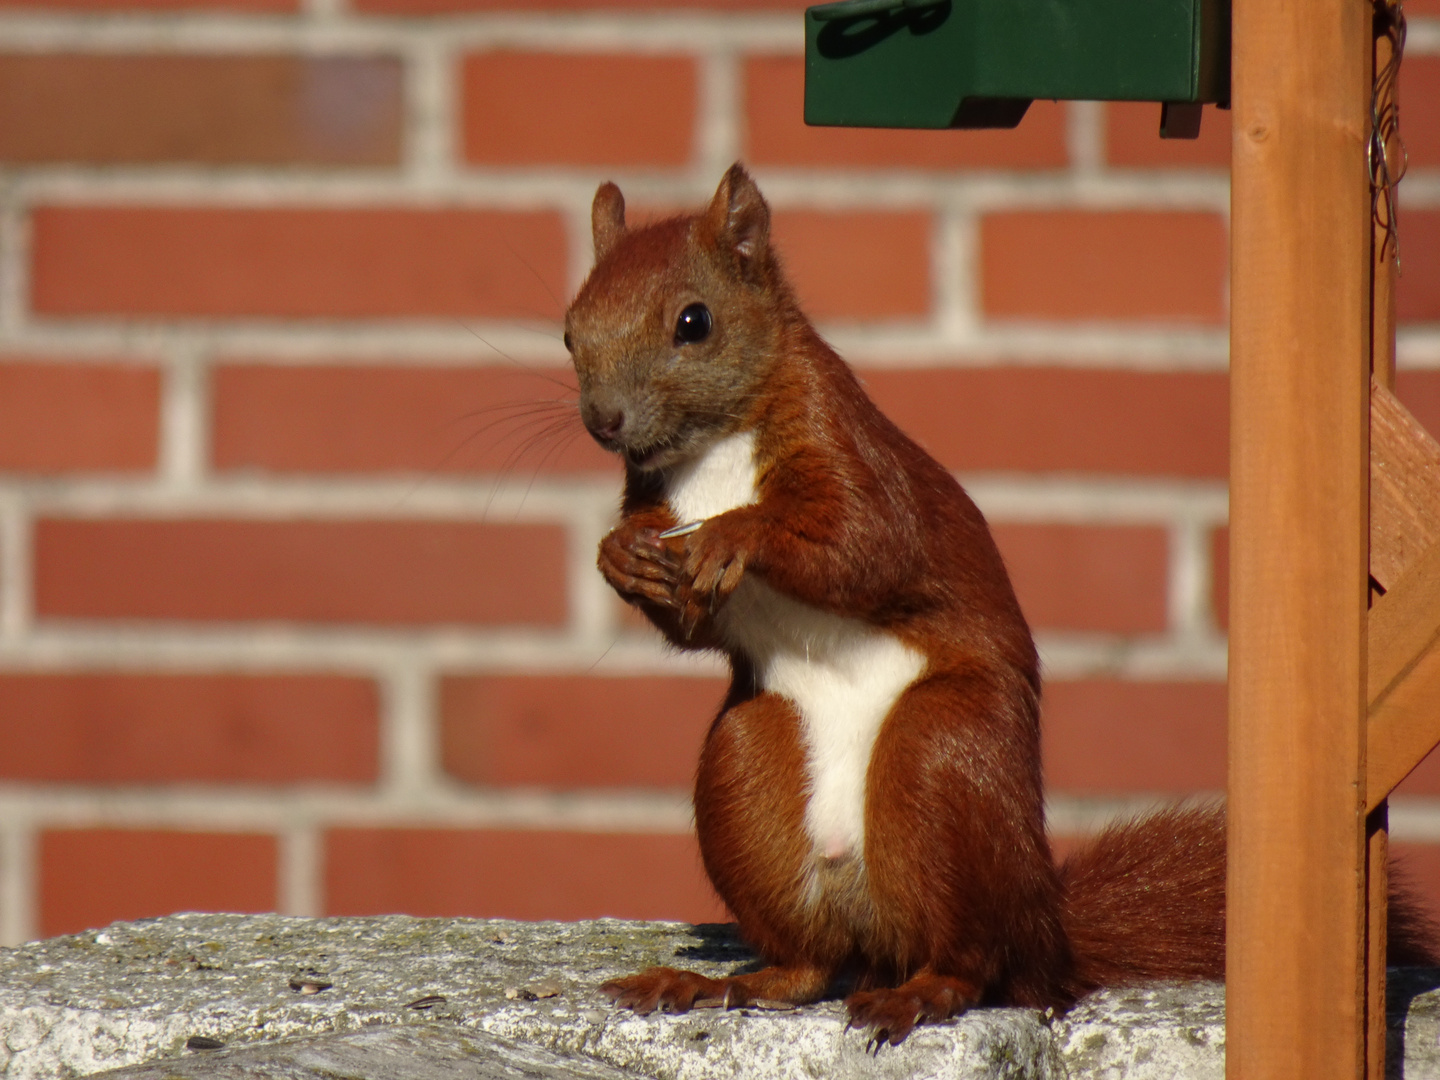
[674,303,712,345]
[563,332,574,352]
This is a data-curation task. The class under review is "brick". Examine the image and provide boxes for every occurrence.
[0,0,291,9]
[324,829,727,922]
[0,55,400,166]
[34,519,566,627]
[991,523,1170,634]
[1394,742,1440,797]
[772,210,931,321]
[744,56,1068,170]
[1042,680,1226,795]
[1104,102,1231,169]
[0,359,158,473]
[1390,842,1440,932]
[981,211,1228,324]
[1401,56,1440,168]
[0,673,377,783]
[361,0,798,8]
[213,364,615,476]
[1397,211,1440,325]
[30,207,567,321]
[1397,370,1440,443]
[1211,526,1228,632]
[40,829,277,938]
[860,366,1229,478]
[462,53,696,168]
[441,675,727,789]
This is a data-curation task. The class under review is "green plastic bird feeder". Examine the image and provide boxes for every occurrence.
[804,0,1229,137]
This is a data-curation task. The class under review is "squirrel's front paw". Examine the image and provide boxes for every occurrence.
[683,518,751,619]
[597,523,683,609]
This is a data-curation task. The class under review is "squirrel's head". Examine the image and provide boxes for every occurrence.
[564,163,789,473]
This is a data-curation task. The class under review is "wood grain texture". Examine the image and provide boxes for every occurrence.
[1370,380,1440,590]
[1367,22,1402,1079]
[1366,539,1440,808]
[1227,0,1372,1070]
[1367,378,1440,808]
[1366,811,1389,1080]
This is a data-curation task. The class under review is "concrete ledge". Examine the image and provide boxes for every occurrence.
[0,914,1433,1079]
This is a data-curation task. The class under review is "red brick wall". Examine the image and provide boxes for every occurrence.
[1,0,1438,944]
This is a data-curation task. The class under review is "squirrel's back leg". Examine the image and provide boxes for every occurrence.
[860,669,1072,1022]
[604,690,845,1015]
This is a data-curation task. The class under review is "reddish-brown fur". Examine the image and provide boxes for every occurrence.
[563,164,1437,1046]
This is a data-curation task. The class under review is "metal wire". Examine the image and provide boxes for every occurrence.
[1370,0,1408,268]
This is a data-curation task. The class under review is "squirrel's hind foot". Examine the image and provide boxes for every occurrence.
[845,973,980,1050]
[600,963,828,1016]
[600,967,733,1015]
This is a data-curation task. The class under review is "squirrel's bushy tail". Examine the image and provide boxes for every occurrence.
[1057,803,1438,1000]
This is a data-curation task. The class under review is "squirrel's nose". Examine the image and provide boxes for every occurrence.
[585,405,625,443]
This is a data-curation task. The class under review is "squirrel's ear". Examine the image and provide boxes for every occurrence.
[704,163,770,276]
[591,182,626,261]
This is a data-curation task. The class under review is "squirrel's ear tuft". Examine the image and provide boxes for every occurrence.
[704,163,770,277]
[592,182,626,261]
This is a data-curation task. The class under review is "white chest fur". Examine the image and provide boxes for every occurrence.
[664,431,925,865]
[665,429,760,525]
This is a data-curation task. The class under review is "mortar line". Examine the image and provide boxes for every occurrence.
[1066,100,1106,177]
[933,202,977,344]
[568,487,622,649]
[696,48,742,180]
[0,494,30,644]
[5,473,1229,524]
[277,823,322,918]
[10,167,1237,210]
[0,320,1235,370]
[403,33,456,191]
[0,630,721,678]
[1383,798,1440,842]
[302,0,345,20]
[158,343,209,490]
[0,322,1236,370]
[378,659,440,798]
[2,471,1228,519]
[0,788,696,834]
[0,191,29,337]
[0,13,803,54]
[1167,514,1213,641]
[0,625,1226,680]
[1036,633,1229,680]
[564,200,597,300]
[0,824,36,947]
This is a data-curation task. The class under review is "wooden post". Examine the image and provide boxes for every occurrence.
[1366,15,1399,1078]
[1227,0,1374,1074]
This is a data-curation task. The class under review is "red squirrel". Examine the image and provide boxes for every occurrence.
[562,164,1436,1045]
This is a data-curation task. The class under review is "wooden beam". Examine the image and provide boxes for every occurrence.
[1367,382,1440,810]
[1370,533,1440,710]
[1227,0,1372,1073]
[1367,536,1440,808]
[1366,17,1402,1078]
[1370,380,1440,591]
[1366,807,1389,1080]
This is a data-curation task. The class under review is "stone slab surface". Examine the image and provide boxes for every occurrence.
[84,1025,636,1080]
[0,913,1433,1079]
[1053,983,1224,1080]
